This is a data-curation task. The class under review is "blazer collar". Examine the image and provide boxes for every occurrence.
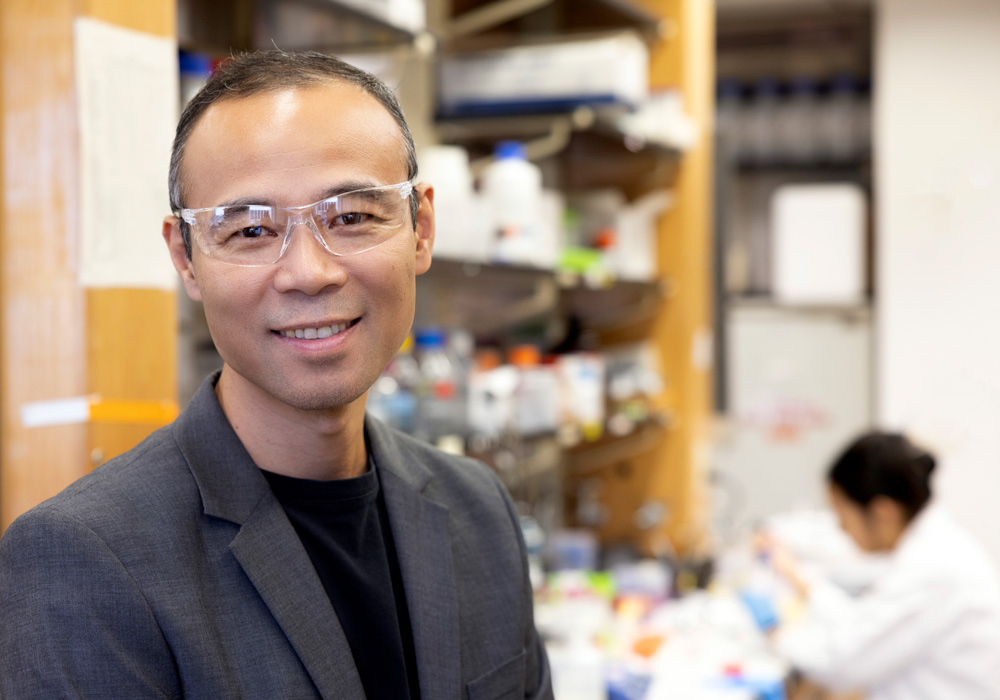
[172,375,461,699]
[171,372,272,524]
[171,374,364,699]
[172,375,438,522]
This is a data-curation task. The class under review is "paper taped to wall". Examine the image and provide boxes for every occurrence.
[74,17,178,290]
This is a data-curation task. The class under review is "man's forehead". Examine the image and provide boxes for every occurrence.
[196,81,400,137]
[180,82,408,207]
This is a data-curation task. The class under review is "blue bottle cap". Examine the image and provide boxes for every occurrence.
[494,140,527,160]
[414,328,447,348]
[178,51,212,76]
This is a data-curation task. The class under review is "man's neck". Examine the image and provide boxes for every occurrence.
[214,365,369,481]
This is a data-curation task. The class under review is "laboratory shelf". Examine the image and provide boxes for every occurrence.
[255,0,418,50]
[435,110,681,200]
[178,0,419,53]
[444,0,663,43]
[559,274,668,334]
[414,257,665,337]
[564,414,670,476]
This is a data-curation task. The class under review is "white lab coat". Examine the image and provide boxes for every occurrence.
[774,504,1000,700]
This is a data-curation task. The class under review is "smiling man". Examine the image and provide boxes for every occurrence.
[0,50,552,700]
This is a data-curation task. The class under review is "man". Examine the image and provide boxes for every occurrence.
[0,50,553,699]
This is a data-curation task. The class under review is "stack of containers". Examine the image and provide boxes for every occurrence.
[508,345,560,437]
[366,335,420,434]
[371,332,616,451]
[412,328,464,447]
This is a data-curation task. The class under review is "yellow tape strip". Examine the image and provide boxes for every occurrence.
[88,398,179,425]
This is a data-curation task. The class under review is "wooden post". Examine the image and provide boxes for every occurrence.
[643,0,715,557]
[1,0,177,532]
[578,0,715,557]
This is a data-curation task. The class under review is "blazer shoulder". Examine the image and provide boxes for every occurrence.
[5,423,196,540]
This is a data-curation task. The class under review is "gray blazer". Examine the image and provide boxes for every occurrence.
[0,377,552,699]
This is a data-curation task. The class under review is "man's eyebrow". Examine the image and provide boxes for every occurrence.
[215,181,385,209]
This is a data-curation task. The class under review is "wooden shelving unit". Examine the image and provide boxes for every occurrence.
[431,0,715,557]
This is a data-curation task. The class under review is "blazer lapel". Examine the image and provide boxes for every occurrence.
[175,376,365,700]
[230,492,366,700]
[372,421,461,700]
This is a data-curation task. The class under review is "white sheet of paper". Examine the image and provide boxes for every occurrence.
[75,17,178,290]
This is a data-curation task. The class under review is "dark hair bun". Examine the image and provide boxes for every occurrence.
[828,431,935,520]
[915,451,936,478]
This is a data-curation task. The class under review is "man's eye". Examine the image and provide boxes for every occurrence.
[235,225,269,238]
[334,212,369,226]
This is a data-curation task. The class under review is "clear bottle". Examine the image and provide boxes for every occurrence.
[366,335,420,434]
[480,140,543,265]
[744,77,782,166]
[448,328,475,433]
[820,73,862,163]
[782,76,820,164]
[413,328,464,447]
[715,79,745,162]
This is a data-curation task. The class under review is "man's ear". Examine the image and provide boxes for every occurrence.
[412,183,435,276]
[163,216,203,301]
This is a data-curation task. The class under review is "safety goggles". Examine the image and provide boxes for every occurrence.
[177,181,414,267]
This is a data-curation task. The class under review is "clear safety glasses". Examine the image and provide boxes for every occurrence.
[177,181,414,267]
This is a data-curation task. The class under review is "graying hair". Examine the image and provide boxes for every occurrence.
[169,49,419,257]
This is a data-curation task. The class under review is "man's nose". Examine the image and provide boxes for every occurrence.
[272,218,347,294]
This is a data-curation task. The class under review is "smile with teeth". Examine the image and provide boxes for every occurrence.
[279,320,355,339]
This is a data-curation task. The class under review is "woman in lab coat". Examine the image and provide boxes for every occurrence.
[767,432,1000,700]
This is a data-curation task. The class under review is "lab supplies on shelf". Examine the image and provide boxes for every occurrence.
[534,564,790,700]
[716,75,871,167]
[438,33,649,118]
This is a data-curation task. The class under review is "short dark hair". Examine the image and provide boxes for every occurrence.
[169,49,419,256]
[828,431,936,520]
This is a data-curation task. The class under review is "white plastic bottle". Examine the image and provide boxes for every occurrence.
[480,140,543,266]
[413,328,464,447]
[508,345,559,436]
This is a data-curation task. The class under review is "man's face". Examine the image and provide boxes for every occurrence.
[165,82,434,412]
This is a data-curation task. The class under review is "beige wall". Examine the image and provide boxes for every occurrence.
[876,0,1000,561]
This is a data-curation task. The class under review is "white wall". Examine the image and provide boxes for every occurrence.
[876,0,1000,562]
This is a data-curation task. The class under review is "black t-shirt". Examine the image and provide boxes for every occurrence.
[262,463,421,700]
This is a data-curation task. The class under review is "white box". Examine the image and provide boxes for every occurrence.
[438,33,648,116]
[771,183,867,304]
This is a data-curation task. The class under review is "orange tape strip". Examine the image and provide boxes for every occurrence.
[88,398,179,425]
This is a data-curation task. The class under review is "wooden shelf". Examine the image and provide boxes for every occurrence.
[559,275,667,333]
[564,416,670,475]
[468,433,562,487]
[436,111,682,199]
[255,0,418,50]
[734,158,872,175]
[414,258,664,337]
[178,0,418,53]
[444,0,663,44]
[415,258,559,335]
